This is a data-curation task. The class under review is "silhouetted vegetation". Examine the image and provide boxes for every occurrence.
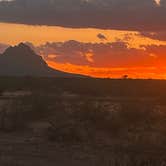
[1,77,166,165]
[0,77,166,97]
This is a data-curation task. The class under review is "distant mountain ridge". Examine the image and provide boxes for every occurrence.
[0,43,85,77]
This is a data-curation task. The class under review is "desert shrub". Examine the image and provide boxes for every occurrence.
[71,101,165,138]
[75,100,104,123]
[0,99,27,132]
[45,100,103,142]
[25,93,50,120]
[117,102,158,127]
[46,120,90,142]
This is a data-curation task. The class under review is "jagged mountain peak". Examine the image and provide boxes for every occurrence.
[3,42,36,57]
[0,43,85,77]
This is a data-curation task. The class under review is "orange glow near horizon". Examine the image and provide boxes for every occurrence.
[47,60,166,79]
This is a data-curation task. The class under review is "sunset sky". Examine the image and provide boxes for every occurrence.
[0,0,166,78]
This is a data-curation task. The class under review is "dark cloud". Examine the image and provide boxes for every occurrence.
[27,40,166,68]
[97,33,107,40]
[140,31,166,41]
[0,0,165,32]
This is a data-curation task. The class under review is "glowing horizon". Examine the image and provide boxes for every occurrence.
[0,22,166,79]
[46,60,166,79]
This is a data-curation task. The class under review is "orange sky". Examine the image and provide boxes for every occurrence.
[47,61,166,79]
[0,22,166,79]
[0,23,166,47]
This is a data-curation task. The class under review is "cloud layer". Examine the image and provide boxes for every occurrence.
[36,41,166,78]
[26,40,166,69]
[0,0,165,32]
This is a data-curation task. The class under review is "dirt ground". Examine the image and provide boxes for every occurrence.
[0,132,166,166]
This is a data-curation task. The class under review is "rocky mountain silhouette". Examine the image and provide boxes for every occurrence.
[0,43,85,77]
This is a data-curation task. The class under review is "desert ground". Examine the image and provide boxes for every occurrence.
[0,77,166,165]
